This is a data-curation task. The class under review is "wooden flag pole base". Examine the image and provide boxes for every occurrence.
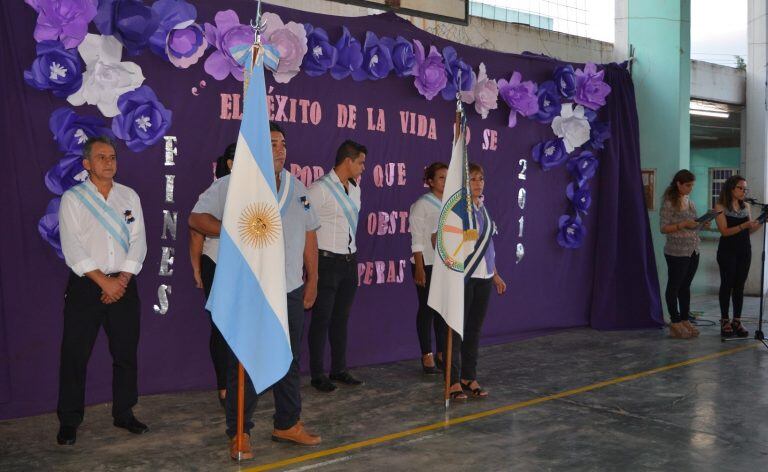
[235,362,246,461]
[444,327,453,409]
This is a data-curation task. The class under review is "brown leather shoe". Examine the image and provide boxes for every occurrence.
[669,322,692,339]
[229,433,253,461]
[682,320,700,337]
[272,422,321,446]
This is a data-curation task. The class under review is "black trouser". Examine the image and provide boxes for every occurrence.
[201,255,229,390]
[450,278,493,385]
[411,264,446,356]
[717,250,751,319]
[57,273,140,428]
[664,252,699,323]
[225,286,305,437]
[309,252,357,378]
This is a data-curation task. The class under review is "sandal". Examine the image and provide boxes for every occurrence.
[461,380,489,398]
[421,353,438,374]
[732,319,749,338]
[449,384,467,401]
[720,319,734,338]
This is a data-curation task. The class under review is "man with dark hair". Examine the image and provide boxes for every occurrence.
[56,136,148,445]
[189,122,322,459]
[306,140,366,392]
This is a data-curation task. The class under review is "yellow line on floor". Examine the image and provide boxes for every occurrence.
[245,343,758,472]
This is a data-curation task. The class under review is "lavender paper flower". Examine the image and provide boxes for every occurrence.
[38,197,63,258]
[412,40,447,101]
[459,63,498,119]
[94,0,160,57]
[567,150,599,185]
[352,31,393,81]
[532,138,568,171]
[441,46,475,101]
[533,80,562,124]
[203,10,254,81]
[45,153,88,195]
[302,24,337,77]
[261,12,308,83]
[566,182,592,214]
[25,0,97,49]
[111,86,172,152]
[330,27,363,80]
[381,36,415,77]
[557,214,585,249]
[553,64,576,99]
[49,107,113,153]
[588,121,610,150]
[165,21,208,69]
[23,40,83,98]
[497,71,538,128]
[574,63,611,110]
[149,0,197,59]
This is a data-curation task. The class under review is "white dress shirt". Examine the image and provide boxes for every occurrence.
[307,169,361,254]
[59,179,147,277]
[409,193,442,266]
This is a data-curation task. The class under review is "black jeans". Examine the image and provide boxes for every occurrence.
[411,264,446,356]
[201,255,229,390]
[450,278,493,385]
[225,286,305,437]
[717,250,751,319]
[309,252,357,378]
[664,252,699,323]
[57,273,140,428]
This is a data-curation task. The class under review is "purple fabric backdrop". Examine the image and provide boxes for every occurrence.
[0,0,662,420]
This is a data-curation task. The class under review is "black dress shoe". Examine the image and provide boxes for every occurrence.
[113,416,149,434]
[57,426,77,445]
[329,371,363,386]
[310,376,337,392]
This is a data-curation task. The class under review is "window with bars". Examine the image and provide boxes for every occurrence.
[709,168,739,208]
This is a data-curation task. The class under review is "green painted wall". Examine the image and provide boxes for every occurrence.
[689,147,741,213]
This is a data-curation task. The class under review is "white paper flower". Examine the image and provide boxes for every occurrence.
[261,12,308,84]
[460,63,498,119]
[551,103,591,153]
[67,34,145,117]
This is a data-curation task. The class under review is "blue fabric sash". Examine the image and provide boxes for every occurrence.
[422,192,441,209]
[318,174,359,233]
[277,169,293,218]
[69,183,130,253]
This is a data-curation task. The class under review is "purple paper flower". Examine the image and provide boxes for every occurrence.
[165,22,208,69]
[588,121,610,150]
[39,198,63,258]
[24,0,97,49]
[557,214,585,249]
[566,182,592,214]
[583,108,597,122]
[567,150,599,184]
[532,138,568,171]
[203,10,253,81]
[149,0,197,59]
[553,64,577,99]
[94,0,160,56]
[330,27,363,80]
[412,40,447,101]
[381,36,415,77]
[302,24,337,77]
[460,63,498,119]
[49,107,113,153]
[45,153,88,195]
[23,40,83,98]
[351,31,393,81]
[261,12,308,83]
[533,80,562,124]
[441,46,475,100]
[497,71,538,128]
[574,63,611,110]
[111,86,172,152]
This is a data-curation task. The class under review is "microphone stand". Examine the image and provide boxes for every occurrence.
[736,199,768,348]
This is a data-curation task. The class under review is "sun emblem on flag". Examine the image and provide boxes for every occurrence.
[238,202,281,248]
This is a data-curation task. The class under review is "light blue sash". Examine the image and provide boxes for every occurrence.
[277,169,293,218]
[69,183,130,253]
[465,205,492,279]
[422,193,441,210]
[318,174,359,233]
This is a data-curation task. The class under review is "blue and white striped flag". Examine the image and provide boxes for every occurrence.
[206,45,291,393]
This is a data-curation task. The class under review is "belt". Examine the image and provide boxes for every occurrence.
[319,250,356,262]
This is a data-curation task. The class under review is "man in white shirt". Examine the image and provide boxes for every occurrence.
[307,140,367,392]
[56,137,148,445]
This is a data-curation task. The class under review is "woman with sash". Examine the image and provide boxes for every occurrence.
[409,162,448,374]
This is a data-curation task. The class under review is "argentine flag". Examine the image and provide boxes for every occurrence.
[206,45,291,393]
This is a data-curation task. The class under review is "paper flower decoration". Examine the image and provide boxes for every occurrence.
[352,31,393,81]
[574,63,611,110]
[552,103,591,153]
[557,214,585,249]
[24,40,83,98]
[381,36,415,77]
[330,27,363,80]
[412,40,447,101]
[566,182,592,214]
[261,12,308,83]
[67,34,145,117]
[111,86,173,152]
[553,64,576,99]
[533,80,562,124]
[588,121,610,150]
[203,9,254,81]
[45,153,88,195]
[38,198,63,258]
[302,24,337,77]
[24,0,97,49]
[441,46,475,100]
[567,150,599,185]
[149,0,197,58]
[49,107,113,153]
[497,71,538,128]
[460,63,498,119]
[532,138,568,171]
[94,0,160,56]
